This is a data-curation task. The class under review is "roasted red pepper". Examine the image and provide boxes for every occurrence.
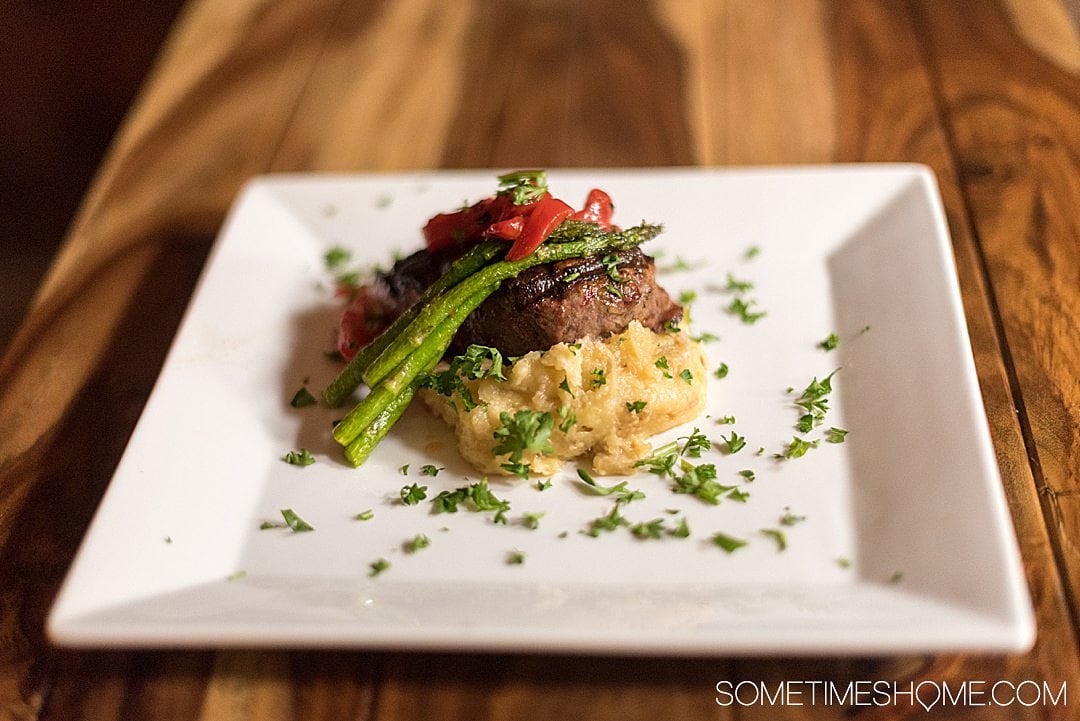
[571,188,615,229]
[505,195,574,261]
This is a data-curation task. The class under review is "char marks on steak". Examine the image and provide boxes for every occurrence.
[380,246,682,357]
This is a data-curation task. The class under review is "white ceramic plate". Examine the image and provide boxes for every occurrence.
[48,167,1034,654]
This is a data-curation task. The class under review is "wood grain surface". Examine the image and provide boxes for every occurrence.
[1,1,1078,719]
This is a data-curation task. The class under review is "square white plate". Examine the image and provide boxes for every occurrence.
[48,166,1034,654]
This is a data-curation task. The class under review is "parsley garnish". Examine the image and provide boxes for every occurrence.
[743,245,761,260]
[589,368,607,388]
[506,550,526,565]
[726,297,767,324]
[630,519,666,540]
[521,512,545,530]
[714,363,729,379]
[399,464,410,475]
[601,253,626,283]
[635,427,711,478]
[281,508,314,532]
[780,509,806,526]
[692,331,720,343]
[282,449,315,466]
[404,534,431,553]
[497,170,548,205]
[820,333,839,351]
[738,469,755,482]
[290,387,316,408]
[536,479,552,491]
[369,558,390,577]
[794,369,839,428]
[354,509,374,521]
[400,483,428,505]
[557,404,577,433]
[711,532,748,553]
[324,246,351,271]
[576,468,631,496]
[826,427,849,443]
[226,570,247,582]
[492,410,554,478]
[679,369,694,384]
[783,436,817,458]
[606,283,623,298]
[626,400,647,414]
[420,344,506,411]
[671,517,691,538]
[655,355,673,378]
[420,464,443,476]
[717,415,735,425]
[760,528,787,551]
[721,431,746,454]
[678,290,697,305]
[672,460,729,504]
[587,503,630,536]
[559,377,575,398]
[724,273,754,293]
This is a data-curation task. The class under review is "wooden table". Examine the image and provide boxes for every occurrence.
[2,1,1078,718]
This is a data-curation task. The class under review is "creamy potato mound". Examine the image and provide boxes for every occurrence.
[421,321,707,476]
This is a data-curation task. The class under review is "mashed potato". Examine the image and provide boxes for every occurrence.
[421,321,707,476]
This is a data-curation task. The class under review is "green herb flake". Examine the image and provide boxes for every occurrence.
[722,431,746,454]
[784,436,814,459]
[354,509,375,521]
[743,245,761,260]
[606,283,624,298]
[826,427,849,444]
[630,519,666,540]
[369,558,391,577]
[601,253,626,283]
[655,355,673,379]
[678,290,698,305]
[536,478,553,491]
[432,488,468,514]
[626,400,647,414]
[281,508,314,532]
[290,386,317,408]
[324,246,351,270]
[711,532,748,554]
[399,464,410,475]
[726,297,767,324]
[692,331,720,343]
[506,550,526,565]
[404,534,431,553]
[717,415,736,425]
[760,528,787,551]
[558,376,575,398]
[738,469,756,482]
[780,509,806,526]
[679,369,694,385]
[420,344,507,411]
[589,368,607,389]
[714,363,729,379]
[226,570,247,582]
[724,273,754,293]
[557,404,577,433]
[420,464,444,477]
[671,517,691,538]
[521,512,545,530]
[577,468,631,496]
[587,503,630,536]
[492,409,554,478]
[497,170,548,205]
[400,483,428,505]
[820,333,839,351]
[282,449,316,466]
[837,556,852,569]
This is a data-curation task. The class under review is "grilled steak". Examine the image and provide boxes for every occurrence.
[379,246,682,357]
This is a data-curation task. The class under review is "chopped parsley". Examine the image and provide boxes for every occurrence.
[726,297,767,324]
[783,436,817,459]
[399,464,410,475]
[630,519,666,540]
[506,550,526,565]
[738,469,755,482]
[404,534,430,553]
[420,464,444,476]
[278,508,315,532]
[589,368,607,388]
[826,427,849,443]
[820,333,839,351]
[521,512,545,530]
[780,509,806,526]
[760,528,787,551]
[290,386,317,408]
[635,427,711,478]
[282,449,315,466]
[721,431,746,454]
[576,468,631,496]
[743,245,761,260]
[369,558,390,577]
[557,404,577,433]
[324,246,351,270]
[717,415,736,425]
[692,331,720,343]
[601,253,626,283]
[587,503,630,536]
[655,355,673,379]
[678,289,698,305]
[714,363,729,379]
[724,273,754,293]
[492,410,554,478]
[354,509,374,521]
[559,376,575,397]
[671,517,691,538]
[420,344,507,411]
[497,170,548,205]
[672,460,729,504]
[711,532,748,554]
[606,283,623,298]
[626,400,647,414]
[837,556,852,569]
[794,369,839,428]
[226,570,247,582]
[679,369,694,384]
[400,483,428,505]
[536,479,552,491]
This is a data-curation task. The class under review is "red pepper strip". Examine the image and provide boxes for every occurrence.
[571,188,615,229]
[505,196,574,261]
[484,215,525,240]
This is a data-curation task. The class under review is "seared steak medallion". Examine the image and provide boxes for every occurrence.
[379,246,682,357]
